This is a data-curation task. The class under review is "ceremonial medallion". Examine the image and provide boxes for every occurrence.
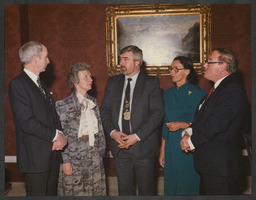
[124,111,130,120]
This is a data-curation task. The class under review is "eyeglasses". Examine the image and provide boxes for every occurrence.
[168,66,185,73]
[205,60,224,65]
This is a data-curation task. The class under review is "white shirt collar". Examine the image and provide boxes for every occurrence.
[125,70,140,81]
[214,74,230,89]
[24,68,39,87]
[125,70,140,89]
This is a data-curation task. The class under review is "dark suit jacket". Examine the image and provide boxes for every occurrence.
[191,74,248,177]
[9,71,62,173]
[100,71,164,159]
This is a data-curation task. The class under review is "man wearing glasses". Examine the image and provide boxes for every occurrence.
[180,48,249,195]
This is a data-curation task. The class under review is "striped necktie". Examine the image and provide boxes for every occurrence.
[37,78,46,98]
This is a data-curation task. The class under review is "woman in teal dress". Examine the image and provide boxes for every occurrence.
[159,56,206,195]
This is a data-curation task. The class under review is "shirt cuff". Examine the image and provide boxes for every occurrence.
[134,133,140,141]
[182,127,193,137]
[187,136,195,150]
[110,130,116,138]
[52,129,63,142]
[182,127,195,150]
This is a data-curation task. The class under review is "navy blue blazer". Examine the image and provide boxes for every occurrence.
[9,71,62,173]
[100,71,164,159]
[191,74,248,177]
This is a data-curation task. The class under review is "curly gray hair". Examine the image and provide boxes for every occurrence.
[67,62,91,92]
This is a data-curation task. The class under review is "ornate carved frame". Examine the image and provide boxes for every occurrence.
[106,4,211,76]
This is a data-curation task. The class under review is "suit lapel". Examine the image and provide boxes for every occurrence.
[22,71,48,101]
[196,74,234,118]
[131,72,144,113]
[22,71,39,91]
[114,75,125,121]
[22,71,55,119]
[41,81,53,103]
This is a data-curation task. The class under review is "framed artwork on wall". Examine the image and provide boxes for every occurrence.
[106,4,211,76]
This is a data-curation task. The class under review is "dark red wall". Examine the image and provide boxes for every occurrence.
[5,4,251,156]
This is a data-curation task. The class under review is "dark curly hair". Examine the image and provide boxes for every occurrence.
[173,56,198,85]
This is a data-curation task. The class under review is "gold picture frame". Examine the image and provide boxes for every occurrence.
[106,4,211,76]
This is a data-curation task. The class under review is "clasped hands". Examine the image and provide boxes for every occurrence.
[52,132,67,151]
[180,132,193,153]
[166,122,193,153]
[112,131,138,149]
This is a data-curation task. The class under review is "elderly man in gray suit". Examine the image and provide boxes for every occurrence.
[9,41,67,196]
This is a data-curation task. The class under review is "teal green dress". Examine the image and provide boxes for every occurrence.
[162,82,206,195]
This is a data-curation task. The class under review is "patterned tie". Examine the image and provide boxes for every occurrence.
[37,77,46,98]
[205,86,215,100]
[122,78,132,134]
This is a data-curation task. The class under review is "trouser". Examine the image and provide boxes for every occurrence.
[114,149,157,196]
[24,151,60,196]
[200,174,241,195]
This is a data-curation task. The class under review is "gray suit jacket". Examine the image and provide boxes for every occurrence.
[100,71,164,159]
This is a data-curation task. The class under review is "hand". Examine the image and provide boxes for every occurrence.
[112,131,128,146]
[180,132,191,153]
[166,122,189,132]
[52,132,67,151]
[62,162,72,176]
[118,134,138,149]
[159,137,165,168]
[158,148,165,168]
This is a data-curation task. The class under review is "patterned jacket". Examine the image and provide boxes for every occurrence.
[55,92,106,163]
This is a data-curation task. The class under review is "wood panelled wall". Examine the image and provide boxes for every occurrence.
[4,4,251,181]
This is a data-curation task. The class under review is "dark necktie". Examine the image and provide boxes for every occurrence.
[37,78,46,98]
[122,78,132,135]
[205,86,215,100]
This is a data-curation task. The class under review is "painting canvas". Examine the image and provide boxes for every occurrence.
[106,4,211,76]
[117,15,200,66]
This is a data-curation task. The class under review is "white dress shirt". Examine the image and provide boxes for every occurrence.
[111,71,140,141]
